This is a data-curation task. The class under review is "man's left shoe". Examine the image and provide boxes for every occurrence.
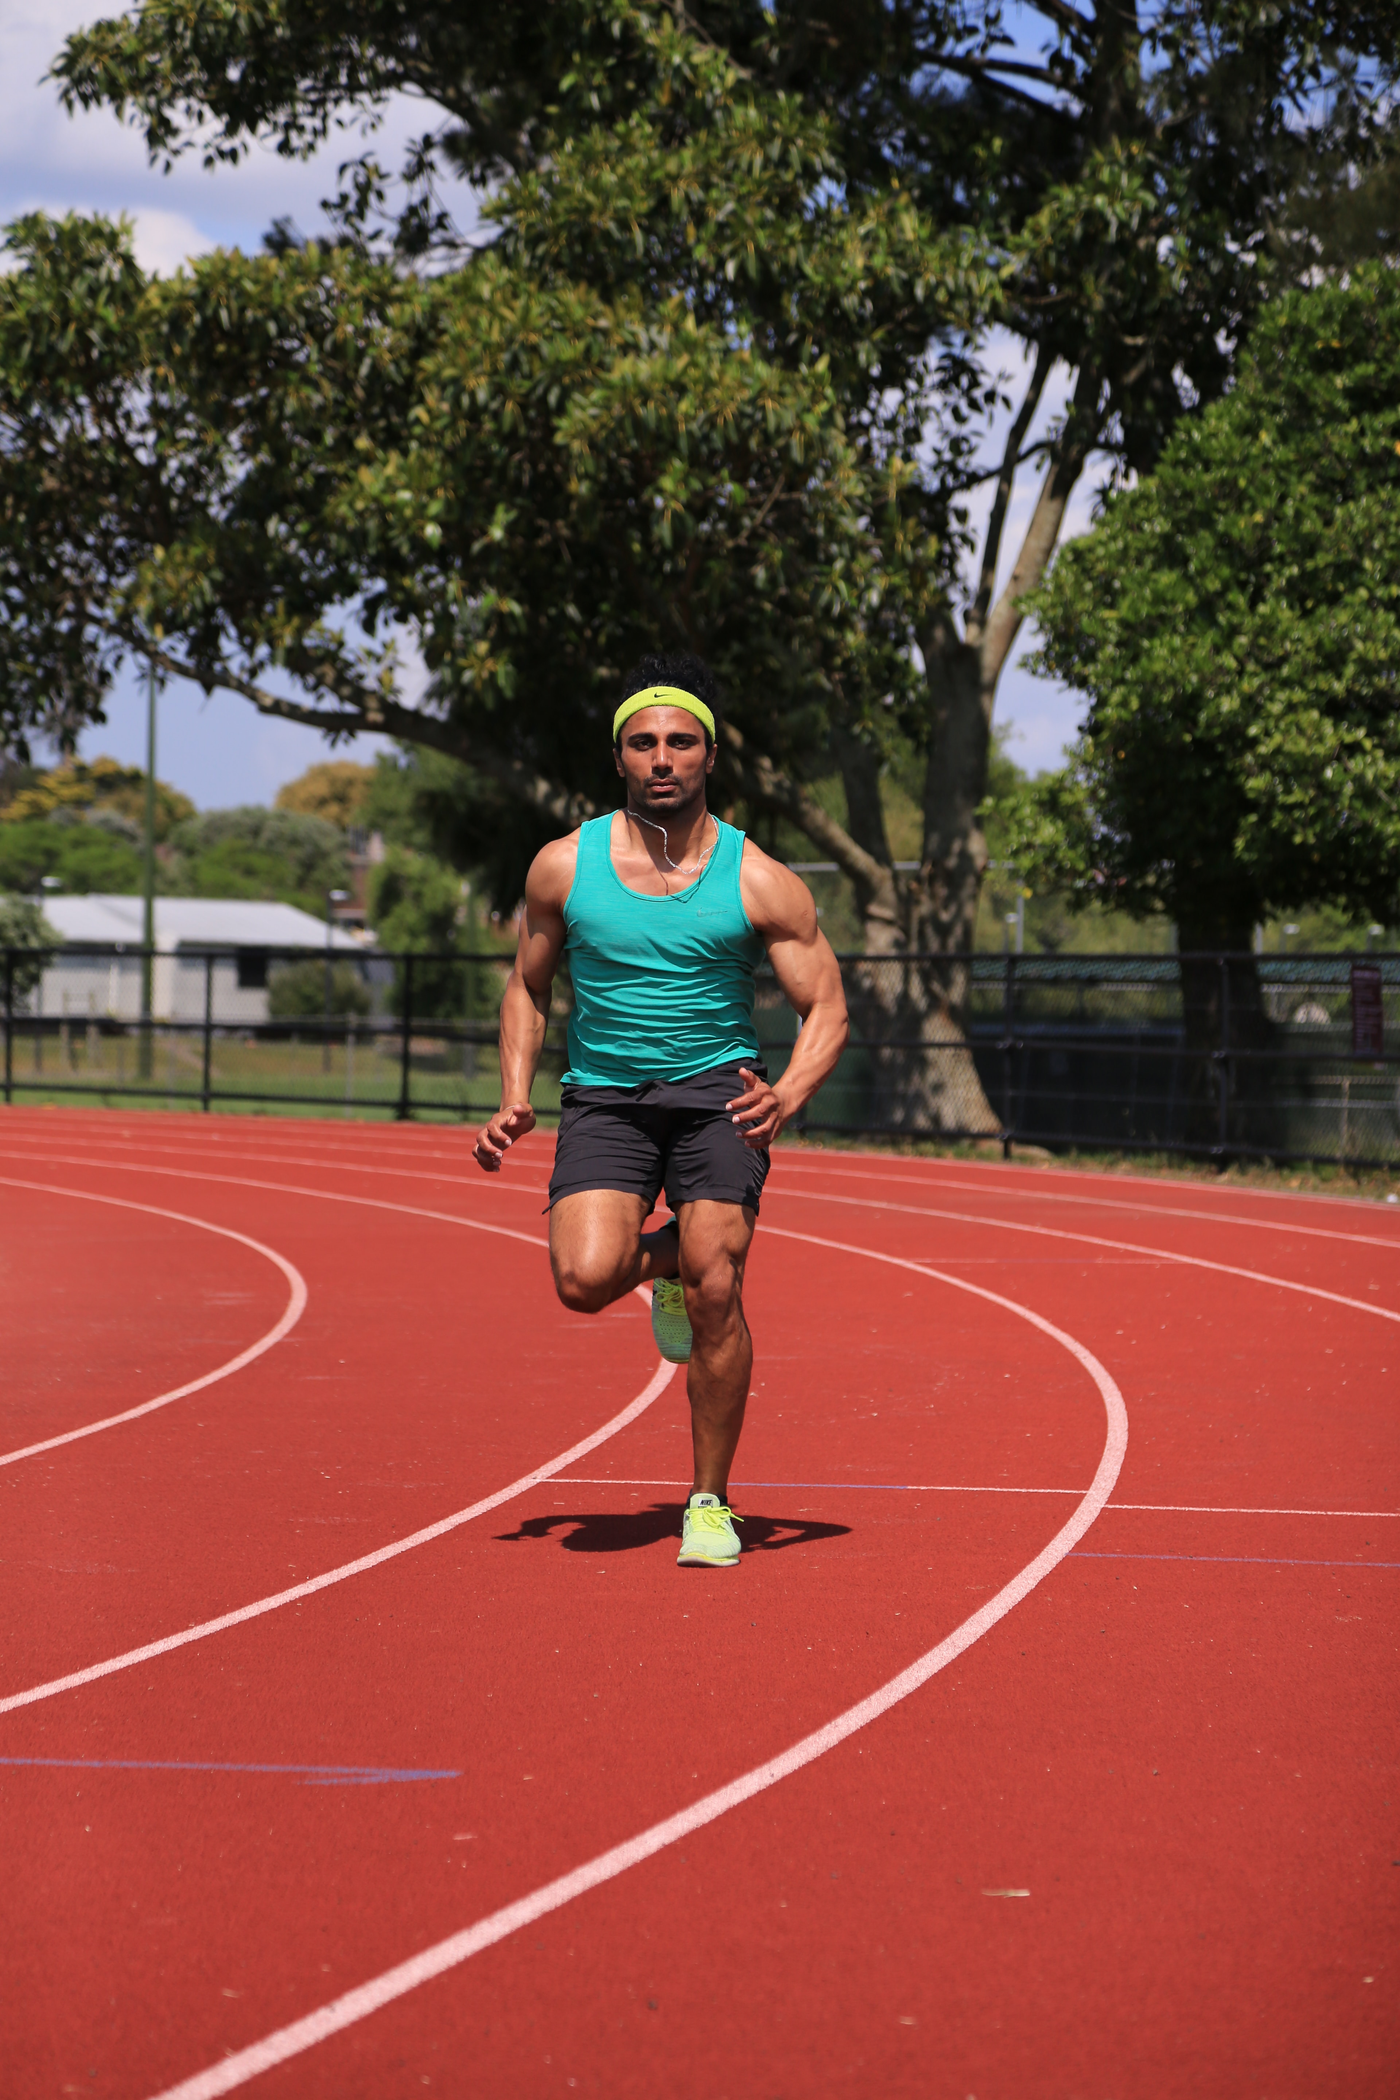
[677,1493,742,1568]
[651,1276,693,1364]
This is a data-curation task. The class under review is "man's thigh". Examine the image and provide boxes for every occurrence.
[549,1189,651,1287]
[661,1080,770,1217]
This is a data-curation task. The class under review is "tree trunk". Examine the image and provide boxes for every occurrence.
[828,724,1001,1136]
[1176,907,1274,1157]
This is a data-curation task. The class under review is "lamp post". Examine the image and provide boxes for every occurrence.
[35,876,61,1076]
[324,888,350,1073]
[139,651,158,1079]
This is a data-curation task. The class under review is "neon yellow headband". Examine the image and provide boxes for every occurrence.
[612,685,715,743]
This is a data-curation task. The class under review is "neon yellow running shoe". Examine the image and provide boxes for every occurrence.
[677,1493,742,1568]
[651,1276,692,1364]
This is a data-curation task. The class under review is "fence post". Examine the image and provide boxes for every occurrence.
[1216,953,1231,1157]
[1001,952,1016,1160]
[3,951,12,1106]
[201,952,214,1112]
[396,953,414,1122]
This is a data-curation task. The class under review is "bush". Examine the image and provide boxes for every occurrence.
[267,958,372,1020]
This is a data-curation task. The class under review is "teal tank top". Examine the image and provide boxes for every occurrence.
[562,814,765,1086]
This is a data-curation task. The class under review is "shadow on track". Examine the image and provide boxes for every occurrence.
[495,1503,851,1555]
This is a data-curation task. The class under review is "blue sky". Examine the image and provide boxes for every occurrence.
[2,1,1090,809]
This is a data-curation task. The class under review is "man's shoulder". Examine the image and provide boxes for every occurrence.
[737,835,817,939]
[528,829,584,911]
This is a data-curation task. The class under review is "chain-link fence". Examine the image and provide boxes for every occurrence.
[796,950,1400,1167]
[3,944,1398,1168]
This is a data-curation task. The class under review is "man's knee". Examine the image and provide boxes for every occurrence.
[551,1255,620,1315]
[680,1253,743,1333]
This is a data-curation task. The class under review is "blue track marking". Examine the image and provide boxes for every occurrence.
[1071,1551,1400,1570]
[0,1756,459,1786]
[729,1479,1076,1493]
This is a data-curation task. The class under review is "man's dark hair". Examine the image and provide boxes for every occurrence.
[616,653,721,750]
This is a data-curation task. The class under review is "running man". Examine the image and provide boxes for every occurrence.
[472,656,848,1567]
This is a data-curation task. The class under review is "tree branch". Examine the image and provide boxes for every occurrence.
[936,55,1067,85]
[928,54,1075,117]
[967,345,1053,643]
[1022,0,1095,48]
[718,719,890,898]
[978,359,1101,687]
[147,645,598,831]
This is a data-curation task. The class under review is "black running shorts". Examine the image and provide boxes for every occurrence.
[547,1062,771,1215]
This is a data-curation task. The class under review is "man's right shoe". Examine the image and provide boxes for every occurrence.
[651,1276,693,1364]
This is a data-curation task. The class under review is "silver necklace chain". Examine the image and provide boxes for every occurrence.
[625,808,718,886]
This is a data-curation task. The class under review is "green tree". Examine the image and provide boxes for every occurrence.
[1007,265,1400,1126]
[274,759,376,828]
[0,819,143,893]
[3,755,193,837]
[1016,266,1400,945]
[365,745,554,924]
[369,845,464,1017]
[164,806,351,910]
[0,893,59,998]
[4,1,1396,1132]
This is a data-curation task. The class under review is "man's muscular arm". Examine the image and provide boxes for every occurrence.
[472,835,575,1172]
[729,847,849,1149]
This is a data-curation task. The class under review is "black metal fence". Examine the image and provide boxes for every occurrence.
[3,943,1398,1169]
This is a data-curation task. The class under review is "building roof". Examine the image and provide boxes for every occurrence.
[39,895,364,951]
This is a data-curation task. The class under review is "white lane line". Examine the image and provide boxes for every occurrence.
[0,1177,307,1467]
[147,1231,1127,2100]
[7,1151,1397,1330]
[549,1474,1085,1495]
[0,1328,675,1718]
[0,1149,560,1254]
[761,1185,1400,1323]
[1103,1501,1400,1517]
[6,1127,1399,1254]
[547,1477,1400,1517]
[774,1156,1400,1246]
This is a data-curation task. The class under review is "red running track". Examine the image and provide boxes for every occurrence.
[1,1105,1396,2099]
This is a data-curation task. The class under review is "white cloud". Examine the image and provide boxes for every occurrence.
[7,197,216,272]
[0,2,477,259]
[126,206,215,274]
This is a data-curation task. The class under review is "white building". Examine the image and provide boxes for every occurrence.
[32,895,366,1026]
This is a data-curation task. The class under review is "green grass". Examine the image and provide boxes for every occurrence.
[1,1026,565,1126]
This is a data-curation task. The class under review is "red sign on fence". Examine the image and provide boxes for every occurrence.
[1351,961,1384,1058]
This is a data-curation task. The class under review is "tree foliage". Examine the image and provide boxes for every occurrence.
[274,759,376,827]
[1010,266,1400,948]
[2,755,192,837]
[0,894,59,997]
[0,819,142,895]
[164,806,351,911]
[4,1,1398,1127]
[369,843,466,1015]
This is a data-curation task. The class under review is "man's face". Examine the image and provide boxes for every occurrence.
[614,706,715,814]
